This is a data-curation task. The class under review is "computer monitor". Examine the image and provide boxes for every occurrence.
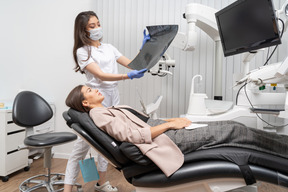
[215,0,281,57]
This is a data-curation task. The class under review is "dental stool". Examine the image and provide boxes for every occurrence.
[12,91,79,192]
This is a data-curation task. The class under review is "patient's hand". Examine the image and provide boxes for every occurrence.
[169,118,191,129]
[150,118,192,139]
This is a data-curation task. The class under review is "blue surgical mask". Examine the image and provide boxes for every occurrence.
[88,27,103,41]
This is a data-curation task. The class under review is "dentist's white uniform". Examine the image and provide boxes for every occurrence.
[64,43,122,185]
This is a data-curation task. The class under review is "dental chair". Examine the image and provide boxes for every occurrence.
[13,91,79,192]
[63,108,288,192]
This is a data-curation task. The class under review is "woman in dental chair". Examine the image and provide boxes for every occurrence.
[66,85,288,177]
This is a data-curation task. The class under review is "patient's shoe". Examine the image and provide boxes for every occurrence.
[95,181,118,192]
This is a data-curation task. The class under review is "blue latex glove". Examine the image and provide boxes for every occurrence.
[127,68,147,79]
[140,29,150,50]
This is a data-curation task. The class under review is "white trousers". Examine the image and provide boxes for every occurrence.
[64,86,120,185]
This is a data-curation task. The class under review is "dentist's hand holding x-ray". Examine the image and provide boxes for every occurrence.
[140,29,151,50]
[127,68,147,79]
[126,29,151,79]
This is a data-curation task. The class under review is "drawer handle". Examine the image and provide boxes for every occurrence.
[7,129,25,135]
[7,149,18,155]
[7,121,14,124]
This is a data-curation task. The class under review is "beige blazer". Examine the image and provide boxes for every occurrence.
[89,105,184,177]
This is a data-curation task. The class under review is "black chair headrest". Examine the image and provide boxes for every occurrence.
[13,91,53,127]
[65,108,131,165]
[63,111,73,127]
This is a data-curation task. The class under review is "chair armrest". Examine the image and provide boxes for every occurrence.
[119,142,152,165]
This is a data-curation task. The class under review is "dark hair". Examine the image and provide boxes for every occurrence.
[65,85,90,113]
[73,11,98,74]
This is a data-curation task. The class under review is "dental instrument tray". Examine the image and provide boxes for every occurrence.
[250,107,284,114]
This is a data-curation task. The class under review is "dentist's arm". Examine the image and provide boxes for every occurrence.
[117,56,132,69]
[85,62,129,81]
[85,62,146,81]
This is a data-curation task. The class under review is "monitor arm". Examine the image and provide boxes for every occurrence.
[171,3,223,100]
[171,3,220,51]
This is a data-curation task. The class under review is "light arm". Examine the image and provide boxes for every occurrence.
[171,3,219,51]
[170,3,223,99]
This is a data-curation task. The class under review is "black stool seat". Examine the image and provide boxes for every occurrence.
[24,132,77,147]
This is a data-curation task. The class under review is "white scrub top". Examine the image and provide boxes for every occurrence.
[77,43,123,89]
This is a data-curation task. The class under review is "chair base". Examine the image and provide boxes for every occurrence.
[135,178,258,192]
[19,173,82,192]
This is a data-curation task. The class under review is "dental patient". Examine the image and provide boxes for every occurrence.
[66,85,288,177]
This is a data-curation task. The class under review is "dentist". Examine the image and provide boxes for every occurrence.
[64,11,147,192]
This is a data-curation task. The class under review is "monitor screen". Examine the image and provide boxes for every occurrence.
[215,0,281,57]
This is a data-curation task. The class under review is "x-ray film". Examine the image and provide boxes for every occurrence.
[128,25,178,70]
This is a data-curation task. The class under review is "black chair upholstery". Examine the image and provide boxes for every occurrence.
[13,91,78,192]
[13,91,53,127]
[63,108,288,191]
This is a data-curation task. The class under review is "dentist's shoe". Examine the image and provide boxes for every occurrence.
[95,181,118,192]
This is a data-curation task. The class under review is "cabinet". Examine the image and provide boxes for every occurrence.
[0,108,29,182]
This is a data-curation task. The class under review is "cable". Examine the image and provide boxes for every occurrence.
[243,82,288,128]
[235,82,247,105]
[263,45,279,66]
[235,19,287,128]
[279,18,285,38]
[266,47,270,62]
[263,18,285,66]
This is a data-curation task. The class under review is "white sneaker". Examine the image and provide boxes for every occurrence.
[94,181,118,192]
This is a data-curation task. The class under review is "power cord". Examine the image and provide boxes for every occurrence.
[263,18,284,66]
[243,81,288,128]
[236,18,287,127]
[235,82,247,105]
